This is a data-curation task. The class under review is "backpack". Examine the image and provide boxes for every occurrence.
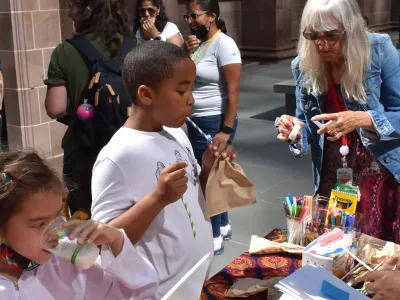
[67,35,137,156]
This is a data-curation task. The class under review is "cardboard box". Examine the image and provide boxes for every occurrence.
[302,231,357,278]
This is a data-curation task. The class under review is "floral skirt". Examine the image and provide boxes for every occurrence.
[317,132,400,243]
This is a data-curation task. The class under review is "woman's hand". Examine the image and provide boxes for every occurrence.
[202,143,237,175]
[140,18,159,39]
[311,111,374,141]
[213,131,230,148]
[365,270,400,299]
[64,219,124,257]
[185,35,200,53]
[277,115,304,142]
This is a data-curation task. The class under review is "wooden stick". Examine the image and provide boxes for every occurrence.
[342,248,373,271]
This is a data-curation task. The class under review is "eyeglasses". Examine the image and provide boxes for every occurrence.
[138,7,157,17]
[183,11,209,22]
[303,28,345,42]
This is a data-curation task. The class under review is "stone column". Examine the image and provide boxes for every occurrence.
[0,0,68,173]
[240,0,296,60]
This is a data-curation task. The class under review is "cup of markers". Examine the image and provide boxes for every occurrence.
[283,194,312,246]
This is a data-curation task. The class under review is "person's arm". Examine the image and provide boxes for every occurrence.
[275,57,311,158]
[220,63,241,128]
[92,158,187,245]
[167,33,184,48]
[365,34,400,141]
[212,37,242,148]
[44,45,69,119]
[45,84,68,119]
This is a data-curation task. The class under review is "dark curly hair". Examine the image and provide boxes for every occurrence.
[74,0,132,57]
[133,0,169,36]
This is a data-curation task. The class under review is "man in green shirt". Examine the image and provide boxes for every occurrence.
[45,0,138,215]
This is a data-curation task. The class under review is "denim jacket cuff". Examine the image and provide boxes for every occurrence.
[367,110,394,138]
[274,117,280,135]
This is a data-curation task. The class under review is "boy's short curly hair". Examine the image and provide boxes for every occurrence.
[122,41,191,104]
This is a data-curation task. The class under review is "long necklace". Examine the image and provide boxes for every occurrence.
[190,30,221,65]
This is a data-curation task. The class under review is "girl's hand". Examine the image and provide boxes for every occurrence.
[64,220,124,257]
[141,18,159,39]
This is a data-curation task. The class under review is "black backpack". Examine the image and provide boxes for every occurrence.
[66,35,137,156]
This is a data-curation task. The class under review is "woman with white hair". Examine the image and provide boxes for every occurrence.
[276,0,400,242]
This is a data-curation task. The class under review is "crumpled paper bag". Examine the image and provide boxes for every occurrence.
[205,158,256,218]
[225,277,284,299]
[345,234,400,287]
[249,236,304,255]
[356,234,400,265]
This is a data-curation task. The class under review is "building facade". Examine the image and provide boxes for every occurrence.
[0,0,398,171]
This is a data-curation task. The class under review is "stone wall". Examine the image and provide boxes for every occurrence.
[0,0,72,173]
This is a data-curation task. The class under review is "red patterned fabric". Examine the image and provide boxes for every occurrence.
[318,89,400,242]
[201,229,302,299]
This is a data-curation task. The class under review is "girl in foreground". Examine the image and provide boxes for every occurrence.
[0,151,157,299]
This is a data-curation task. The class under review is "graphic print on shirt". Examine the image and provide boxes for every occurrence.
[155,162,166,180]
[185,148,199,185]
[174,150,199,186]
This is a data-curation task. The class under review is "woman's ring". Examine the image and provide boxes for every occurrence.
[329,129,338,136]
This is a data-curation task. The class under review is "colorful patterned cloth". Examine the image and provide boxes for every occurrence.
[201,229,301,299]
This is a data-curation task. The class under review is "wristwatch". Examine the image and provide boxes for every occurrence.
[154,36,162,41]
[221,126,233,134]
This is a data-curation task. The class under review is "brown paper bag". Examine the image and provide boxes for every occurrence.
[205,158,256,218]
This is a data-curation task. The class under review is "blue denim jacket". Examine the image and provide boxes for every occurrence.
[281,33,400,192]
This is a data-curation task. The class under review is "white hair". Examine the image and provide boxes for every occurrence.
[298,0,370,103]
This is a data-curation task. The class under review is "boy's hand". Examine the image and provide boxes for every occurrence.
[64,219,124,257]
[202,143,237,174]
[153,162,188,205]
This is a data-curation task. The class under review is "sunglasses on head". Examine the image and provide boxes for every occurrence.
[138,7,157,17]
[303,28,345,42]
[183,11,209,22]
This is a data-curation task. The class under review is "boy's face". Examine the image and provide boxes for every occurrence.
[151,57,196,128]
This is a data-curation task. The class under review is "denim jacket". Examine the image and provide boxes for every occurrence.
[279,33,400,192]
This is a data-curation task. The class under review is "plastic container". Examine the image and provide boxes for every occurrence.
[40,217,100,270]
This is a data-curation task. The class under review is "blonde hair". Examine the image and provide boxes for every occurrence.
[298,0,370,103]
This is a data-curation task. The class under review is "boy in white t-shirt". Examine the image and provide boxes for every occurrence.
[91,41,237,299]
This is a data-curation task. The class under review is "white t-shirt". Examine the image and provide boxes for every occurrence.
[192,33,242,117]
[135,21,183,42]
[91,127,213,299]
[0,232,158,300]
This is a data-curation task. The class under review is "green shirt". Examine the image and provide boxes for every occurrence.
[44,34,140,164]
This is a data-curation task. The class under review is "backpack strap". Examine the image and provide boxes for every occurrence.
[67,35,106,65]
[119,36,137,60]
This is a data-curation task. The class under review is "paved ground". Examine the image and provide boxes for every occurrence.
[205,30,400,276]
